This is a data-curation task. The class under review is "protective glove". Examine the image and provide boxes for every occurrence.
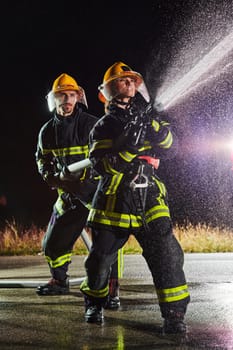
[128,93,154,124]
[43,165,82,190]
[126,121,147,148]
[59,165,82,181]
[113,120,147,153]
[44,172,63,189]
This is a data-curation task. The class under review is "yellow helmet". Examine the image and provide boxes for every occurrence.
[52,73,81,93]
[47,73,88,111]
[98,62,144,102]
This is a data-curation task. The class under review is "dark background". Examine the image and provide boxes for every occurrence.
[1,0,233,228]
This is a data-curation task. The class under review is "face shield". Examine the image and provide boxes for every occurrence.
[46,86,88,112]
[98,72,150,104]
[137,81,150,103]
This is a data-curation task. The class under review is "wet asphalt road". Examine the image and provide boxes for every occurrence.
[0,253,233,350]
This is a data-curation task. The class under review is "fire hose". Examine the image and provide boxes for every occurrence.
[60,158,92,180]
[0,229,92,288]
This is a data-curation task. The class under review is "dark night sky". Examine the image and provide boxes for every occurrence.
[1,0,233,228]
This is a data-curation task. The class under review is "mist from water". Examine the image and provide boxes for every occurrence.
[147,1,233,227]
[153,1,233,108]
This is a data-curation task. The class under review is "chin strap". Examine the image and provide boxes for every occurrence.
[112,97,133,108]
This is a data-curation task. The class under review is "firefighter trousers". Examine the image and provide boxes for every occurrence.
[42,200,122,283]
[81,217,190,317]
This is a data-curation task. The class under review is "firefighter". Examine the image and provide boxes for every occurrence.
[80,62,190,334]
[35,73,122,308]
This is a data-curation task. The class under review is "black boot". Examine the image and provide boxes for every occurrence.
[36,278,69,296]
[104,278,120,310]
[163,318,187,334]
[104,296,120,309]
[162,310,187,334]
[84,296,104,324]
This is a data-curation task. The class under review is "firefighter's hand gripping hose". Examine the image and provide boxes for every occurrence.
[59,158,92,180]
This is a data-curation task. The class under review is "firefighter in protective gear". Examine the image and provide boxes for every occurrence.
[80,62,190,333]
[35,73,122,305]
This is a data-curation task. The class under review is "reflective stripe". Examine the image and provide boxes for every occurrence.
[152,119,160,132]
[102,159,124,198]
[119,151,137,162]
[102,158,119,175]
[45,253,72,268]
[158,130,173,149]
[54,195,65,216]
[106,173,123,195]
[88,204,170,228]
[118,248,124,278]
[119,144,151,162]
[90,139,112,152]
[156,284,190,303]
[80,279,109,298]
[42,145,89,157]
[146,204,170,222]
[106,194,117,212]
[161,121,170,127]
[85,202,92,210]
[88,209,142,229]
[138,144,152,152]
[37,159,45,168]
[153,177,167,197]
[40,145,89,181]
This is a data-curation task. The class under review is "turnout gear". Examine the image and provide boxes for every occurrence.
[36,278,69,296]
[84,296,104,323]
[36,101,95,283]
[163,319,187,334]
[80,62,190,331]
[86,103,174,229]
[162,310,187,334]
[85,305,104,323]
[104,278,120,309]
[36,76,123,298]
[36,104,99,207]
[104,296,120,310]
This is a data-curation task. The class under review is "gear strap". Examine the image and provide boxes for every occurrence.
[129,164,148,190]
[129,163,149,231]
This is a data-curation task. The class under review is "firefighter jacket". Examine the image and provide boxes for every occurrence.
[35,103,99,214]
[87,100,175,230]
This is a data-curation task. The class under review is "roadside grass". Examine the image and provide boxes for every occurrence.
[0,220,233,256]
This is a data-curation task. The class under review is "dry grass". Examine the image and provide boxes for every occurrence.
[0,220,45,255]
[0,220,233,256]
[174,222,233,253]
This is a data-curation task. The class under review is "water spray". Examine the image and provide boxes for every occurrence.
[156,30,233,110]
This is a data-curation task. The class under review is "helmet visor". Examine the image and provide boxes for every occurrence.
[46,86,88,112]
[98,73,150,103]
